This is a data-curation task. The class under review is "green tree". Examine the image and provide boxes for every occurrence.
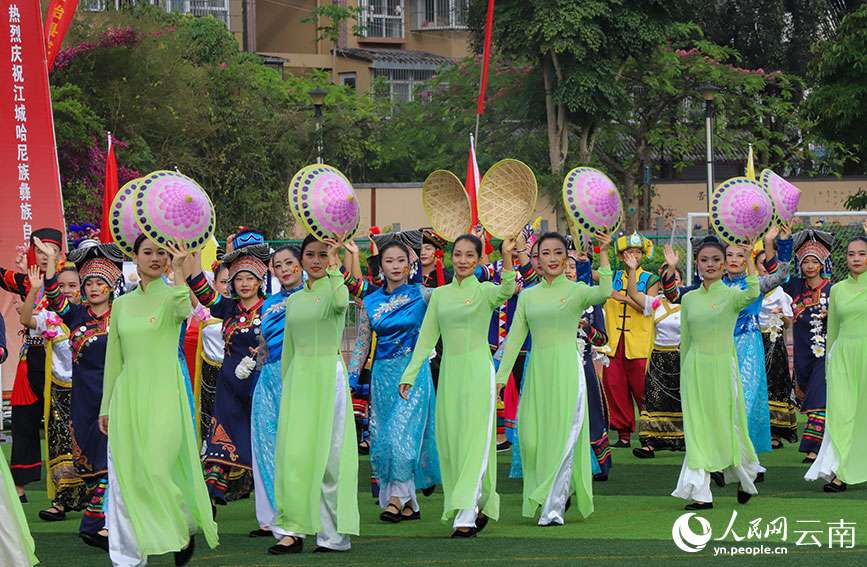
[807,3,867,173]
[468,0,673,184]
[51,7,386,236]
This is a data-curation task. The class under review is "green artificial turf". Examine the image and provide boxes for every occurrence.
[5,431,867,566]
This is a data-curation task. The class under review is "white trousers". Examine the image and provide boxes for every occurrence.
[273,360,351,551]
[538,358,587,525]
[673,363,764,503]
[453,364,496,529]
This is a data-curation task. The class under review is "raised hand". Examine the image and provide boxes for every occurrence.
[765,223,780,242]
[32,236,57,261]
[663,244,679,269]
[622,254,639,271]
[595,231,612,252]
[343,239,360,256]
[780,221,793,239]
[27,265,44,290]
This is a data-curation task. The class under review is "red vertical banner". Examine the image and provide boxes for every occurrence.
[475,0,495,115]
[100,132,118,243]
[43,0,77,70]
[1,0,67,391]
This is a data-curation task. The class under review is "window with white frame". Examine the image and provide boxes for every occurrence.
[83,1,230,29]
[412,0,468,30]
[373,67,435,104]
[358,0,405,39]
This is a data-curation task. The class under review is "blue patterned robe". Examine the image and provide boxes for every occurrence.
[349,283,440,495]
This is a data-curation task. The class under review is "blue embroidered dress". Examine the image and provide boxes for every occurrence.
[349,283,440,510]
[251,283,303,528]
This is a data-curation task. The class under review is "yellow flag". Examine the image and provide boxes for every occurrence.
[200,236,218,272]
[746,144,756,180]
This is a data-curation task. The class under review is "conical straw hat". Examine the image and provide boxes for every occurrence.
[422,170,472,242]
[478,159,538,239]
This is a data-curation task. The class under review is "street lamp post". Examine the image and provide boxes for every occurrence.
[309,87,327,164]
[699,84,719,212]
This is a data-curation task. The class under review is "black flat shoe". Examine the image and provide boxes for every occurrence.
[612,439,631,448]
[475,513,489,534]
[380,503,402,523]
[737,487,753,504]
[710,472,726,487]
[632,446,655,459]
[450,527,477,538]
[80,532,109,552]
[771,439,783,450]
[802,456,816,464]
[755,472,765,483]
[685,502,713,510]
[39,506,67,522]
[249,528,273,538]
[401,505,420,521]
[496,440,512,453]
[823,481,847,493]
[422,485,436,497]
[174,536,195,566]
[268,536,303,555]
[314,546,346,553]
[593,473,608,482]
[18,494,27,504]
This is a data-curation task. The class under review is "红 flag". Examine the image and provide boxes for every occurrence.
[100,133,118,243]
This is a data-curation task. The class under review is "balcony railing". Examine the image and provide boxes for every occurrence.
[411,0,468,31]
[358,0,405,39]
[80,0,230,28]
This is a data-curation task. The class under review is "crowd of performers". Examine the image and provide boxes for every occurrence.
[1,218,866,565]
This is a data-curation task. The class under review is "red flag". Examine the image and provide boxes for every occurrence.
[100,133,118,243]
[44,0,78,71]
[476,0,495,115]
[465,134,481,227]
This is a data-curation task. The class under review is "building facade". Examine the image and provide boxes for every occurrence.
[242,0,472,102]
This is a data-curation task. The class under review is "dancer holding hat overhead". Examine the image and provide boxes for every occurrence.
[495,231,612,526]
[0,227,63,501]
[99,234,218,566]
[399,233,518,538]
[178,229,270,509]
[36,238,125,550]
[269,234,359,554]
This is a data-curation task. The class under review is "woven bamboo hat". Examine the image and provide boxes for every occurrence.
[477,159,538,239]
[422,170,472,242]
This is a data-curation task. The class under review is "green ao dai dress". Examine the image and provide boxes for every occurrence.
[273,268,359,549]
[806,272,867,485]
[100,278,218,563]
[401,271,516,527]
[672,276,763,503]
[495,269,612,525]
